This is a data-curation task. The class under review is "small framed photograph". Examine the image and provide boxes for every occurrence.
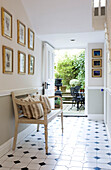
[17,20,26,46]
[28,55,35,75]
[28,28,34,50]
[92,59,102,67]
[1,7,12,40]
[92,49,102,58]
[92,69,102,77]
[18,51,26,74]
[2,46,13,74]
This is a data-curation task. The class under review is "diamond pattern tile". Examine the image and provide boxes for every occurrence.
[7,154,14,157]
[14,160,21,164]
[23,151,29,154]
[0,117,111,170]
[39,162,46,166]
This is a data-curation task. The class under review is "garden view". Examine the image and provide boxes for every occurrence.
[55,49,85,91]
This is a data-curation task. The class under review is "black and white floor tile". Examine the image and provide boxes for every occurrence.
[0,117,111,170]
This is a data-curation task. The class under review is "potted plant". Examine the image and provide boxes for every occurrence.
[69,79,80,87]
[55,98,61,108]
[61,85,67,92]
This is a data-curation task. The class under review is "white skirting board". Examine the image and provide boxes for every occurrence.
[88,114,104,120]
[0,124,36,158]
[106,124,111,145]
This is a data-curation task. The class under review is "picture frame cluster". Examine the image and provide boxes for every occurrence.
[92,49,102,78]
[1,7,35,75]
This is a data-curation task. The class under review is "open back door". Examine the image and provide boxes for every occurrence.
[43,43,55,107]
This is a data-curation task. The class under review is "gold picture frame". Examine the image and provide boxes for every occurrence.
[1,7,12,40]
[28,28,34,50]
[92,69,102,77]
[17,20,26,46]
[2,46,13,74]
[92,49,102,58]
[18,51,26,74]
[28,54,35,75]
[92,59,102,68]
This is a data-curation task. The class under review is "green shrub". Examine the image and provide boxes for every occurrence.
[55,51,85,89]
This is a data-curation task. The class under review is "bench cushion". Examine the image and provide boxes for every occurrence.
[21,96,33,118]
[31,97,44,119]
[21,96,44,119]
[40,95,51,113]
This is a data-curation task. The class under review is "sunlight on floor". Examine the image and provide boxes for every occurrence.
[63,104,85,116]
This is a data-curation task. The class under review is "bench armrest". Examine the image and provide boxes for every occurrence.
[14,98,47,117]
[48,96,63,109]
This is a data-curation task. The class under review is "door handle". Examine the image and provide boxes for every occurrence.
[45,82,50,89]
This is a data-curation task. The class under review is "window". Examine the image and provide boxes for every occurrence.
[101,0,106,7]
[93,0,106,16]
[94,0,99,7]
[101,0,106,15]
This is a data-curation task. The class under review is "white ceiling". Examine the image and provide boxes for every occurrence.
[38,31,105,49]
[21,0,105,49]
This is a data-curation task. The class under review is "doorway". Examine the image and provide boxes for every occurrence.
[54,49,86,116]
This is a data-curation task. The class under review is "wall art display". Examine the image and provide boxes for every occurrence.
[92,69,102,77]
[18,51,26,74]
[92,49,102,58]
[2,46,13,74]
[17,20,26,46]
[1,7,12,40]
[28,55,35,75]
[28,28,34,50]
[92,59,102,67]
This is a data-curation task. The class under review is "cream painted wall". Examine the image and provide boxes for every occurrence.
[0,0,42,91]
[106,0,111,89]
[0,0,43,146]
[105,0,111,138]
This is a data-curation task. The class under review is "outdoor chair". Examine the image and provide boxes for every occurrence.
[70,86,84,111]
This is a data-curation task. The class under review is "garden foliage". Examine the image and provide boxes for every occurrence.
[55,51,85,89]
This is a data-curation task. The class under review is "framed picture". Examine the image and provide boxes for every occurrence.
[92,59,102,67]
[1,7,12,40]
[92,49,102,58]
[17,20,26,46]
[2,46,13,74]
[92,69,102,77]
[28,28,34,50]
[28,55,35,75]
[18,51,26,74]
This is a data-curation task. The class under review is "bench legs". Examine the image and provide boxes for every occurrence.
[61,112,63,134]
[12,122,18,150]
[44,124,48,154]
[37,124,39,132]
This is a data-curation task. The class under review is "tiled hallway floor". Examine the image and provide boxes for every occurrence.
[0,117,111,170]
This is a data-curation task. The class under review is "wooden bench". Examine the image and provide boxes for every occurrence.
[12,88,63,154]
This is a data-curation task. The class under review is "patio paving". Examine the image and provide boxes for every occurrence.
[63,104,86,117]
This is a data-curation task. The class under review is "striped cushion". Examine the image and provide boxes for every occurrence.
[21,96,33,119]
[33,94,41,100]
[30,97,44,119]
[40,95,51,113]
[21,96,44,119]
